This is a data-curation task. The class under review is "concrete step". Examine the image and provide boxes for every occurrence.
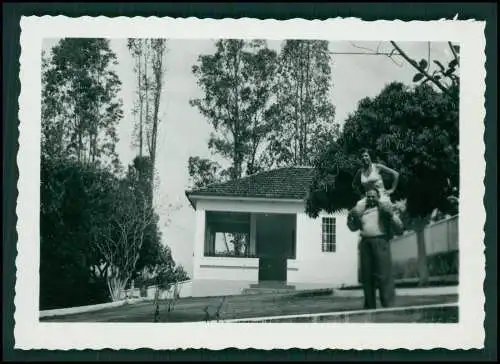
[242,287,297,295]
[249,281,295,289]
[242,282,296,295]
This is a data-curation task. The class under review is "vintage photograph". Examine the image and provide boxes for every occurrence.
[15,16,485,350]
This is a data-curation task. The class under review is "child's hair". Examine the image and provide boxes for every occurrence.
[360,148,371,156]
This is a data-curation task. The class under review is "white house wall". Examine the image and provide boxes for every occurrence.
[190,198,360,296]
[195,198,306,214]
[191,206,260,297]
[197,257,259,281]
[191,209,206,280]
[190,279,257,298]
[289,211,359,288]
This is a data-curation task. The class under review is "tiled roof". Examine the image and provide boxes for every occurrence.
[186,166,315,202]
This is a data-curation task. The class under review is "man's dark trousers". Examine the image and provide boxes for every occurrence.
[359,236,395,309]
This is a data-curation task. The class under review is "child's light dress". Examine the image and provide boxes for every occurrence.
[353,164,392,213]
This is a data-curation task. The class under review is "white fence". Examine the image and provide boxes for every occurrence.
[391,215,459,263]
[120,280,192,300]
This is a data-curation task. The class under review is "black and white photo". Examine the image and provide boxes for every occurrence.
[15,16,486,350]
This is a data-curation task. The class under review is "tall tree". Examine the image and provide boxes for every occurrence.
[40,38,182,308]
[127,39,168,199]
[42,38,124,170]
[306,82,459,285]
[189,39,335,257]
[147,39,167,188]
[189,39,278,181]
[267,40,338,167]
[127,39,146,157]
[187,156,223,188]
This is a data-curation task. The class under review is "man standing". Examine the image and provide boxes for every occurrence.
[347,187,404,309]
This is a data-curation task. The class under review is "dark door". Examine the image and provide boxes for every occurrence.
[256,215,288,282]
[258,257,286,281]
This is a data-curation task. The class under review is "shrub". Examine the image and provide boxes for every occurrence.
[392,250,458,280]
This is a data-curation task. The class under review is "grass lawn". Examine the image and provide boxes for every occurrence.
[340,275,459,290]
[40,290,458,323]
[234,304,459,323]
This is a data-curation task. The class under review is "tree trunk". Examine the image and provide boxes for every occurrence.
[138,52,144,157]
[249,114,259,175]
[144,44,150,155]
[92,65,101,164]
[294,59,300,165]
[150,51,164,185]
[298,45,305,165]
[303,42,311,166]
[232,47,242,180]
[107,274,129,302]
[222,233,230,253]
[415,221,429,286]
[78,124,83,162]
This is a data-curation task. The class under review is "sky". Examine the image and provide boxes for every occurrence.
[42,39,451,275]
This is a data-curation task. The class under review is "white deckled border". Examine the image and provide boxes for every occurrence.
[16,16,486,350]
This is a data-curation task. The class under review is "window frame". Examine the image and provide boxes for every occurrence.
[204,211,253,258]
[321,216,337,253]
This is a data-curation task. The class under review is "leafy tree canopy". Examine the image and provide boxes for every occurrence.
[42,38,124,171]
[306,82,459,220]
[40,155,177,308]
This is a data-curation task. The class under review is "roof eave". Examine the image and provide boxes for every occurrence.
[184,191,196,210]
[185,193,306,204]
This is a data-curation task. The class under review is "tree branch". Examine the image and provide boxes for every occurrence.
[349,42,379,53]
[389,41,455,99]
[333,42,404,67]
[448,41,459,64]
[427,42,431,72]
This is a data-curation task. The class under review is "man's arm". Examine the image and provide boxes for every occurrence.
[347,208,361,232]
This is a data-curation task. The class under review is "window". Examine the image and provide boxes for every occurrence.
[321,217,336,252]
[204,211,253,257]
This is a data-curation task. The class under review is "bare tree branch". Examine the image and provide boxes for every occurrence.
[332,42,404,67]
[92,188,156,301]
[349,42,378,53]
[387,53,404,68]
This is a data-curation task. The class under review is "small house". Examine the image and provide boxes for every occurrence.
[185,166,359,297]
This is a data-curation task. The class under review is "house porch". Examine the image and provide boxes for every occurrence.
[201,211,297,284]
